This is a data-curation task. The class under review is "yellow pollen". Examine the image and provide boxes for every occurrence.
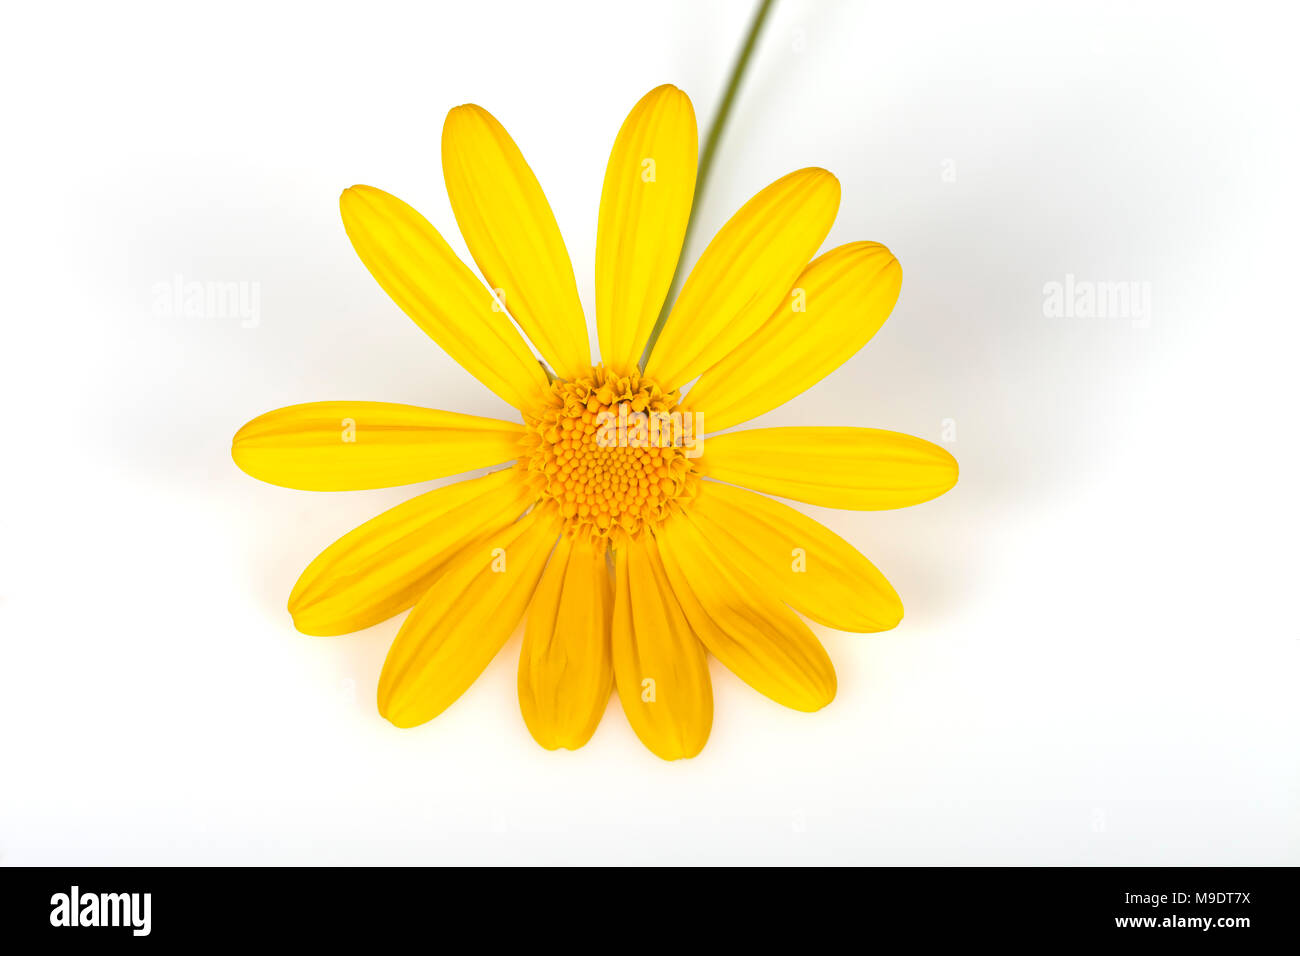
[523,367,697,541]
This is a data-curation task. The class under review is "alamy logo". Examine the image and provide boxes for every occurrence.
[1042,273,1151,327]
[49,885,151,936]
[151,273,261,328]
[594,405,704,458]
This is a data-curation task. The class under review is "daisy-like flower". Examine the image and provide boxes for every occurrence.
[232,85,957,759]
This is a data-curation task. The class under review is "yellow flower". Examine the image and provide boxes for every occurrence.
[232,85,958,759]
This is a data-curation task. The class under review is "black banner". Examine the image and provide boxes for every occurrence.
[0,866,1290,943]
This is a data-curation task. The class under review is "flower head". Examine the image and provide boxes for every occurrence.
[232,85,958,759]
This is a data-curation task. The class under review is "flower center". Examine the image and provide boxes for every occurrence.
[524,367,698,541]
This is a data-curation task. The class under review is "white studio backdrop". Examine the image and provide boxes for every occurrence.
[0,0,1296,864]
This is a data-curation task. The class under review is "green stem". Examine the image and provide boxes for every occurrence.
[638,0,776,373]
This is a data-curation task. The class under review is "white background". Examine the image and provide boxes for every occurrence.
[2,0,1296,865]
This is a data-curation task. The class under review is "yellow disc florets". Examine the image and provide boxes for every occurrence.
[523,366,699,541]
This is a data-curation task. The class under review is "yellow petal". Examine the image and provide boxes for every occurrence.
[442,104,591,380]
[656,516,836,712]
[232,401,524,491]
[700,427,958,510]
[686,481,902,632]
[339,185,549,411]
[684,242,902,431]
[289,468,535,636]
[378,505,560,728]
[595,85,697,375]
[518,537,614,750]
[643,168,840,389]
[611,537,712,760]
